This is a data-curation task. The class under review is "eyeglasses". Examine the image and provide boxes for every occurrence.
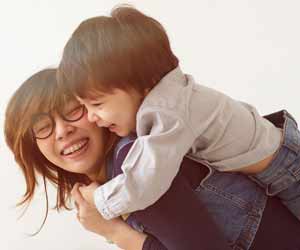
[31,104,86,139]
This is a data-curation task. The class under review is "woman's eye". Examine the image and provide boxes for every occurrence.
[34,123,51,134]
[38,125,51,132]
[67,106,81,115]
[63,105,84,120]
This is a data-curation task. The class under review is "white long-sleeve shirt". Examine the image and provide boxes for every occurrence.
[94,67,282,219]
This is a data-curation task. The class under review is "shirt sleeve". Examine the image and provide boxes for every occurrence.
[119,141,230,250]
[94,109,196,219]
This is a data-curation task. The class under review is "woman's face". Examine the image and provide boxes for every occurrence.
[34,99,106,179]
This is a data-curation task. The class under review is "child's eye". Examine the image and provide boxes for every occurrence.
[91,102,103,107]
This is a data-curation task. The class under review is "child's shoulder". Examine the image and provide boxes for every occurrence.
[140,67,196,110]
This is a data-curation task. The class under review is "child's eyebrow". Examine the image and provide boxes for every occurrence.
[86,95,105,101]
[83,90,106,100]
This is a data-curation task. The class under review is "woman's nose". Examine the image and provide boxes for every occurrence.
[55,117,75,140]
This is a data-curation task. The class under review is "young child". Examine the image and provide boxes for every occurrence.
[57,6,300,221]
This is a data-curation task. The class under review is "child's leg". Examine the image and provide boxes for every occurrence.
[249,110,300,220]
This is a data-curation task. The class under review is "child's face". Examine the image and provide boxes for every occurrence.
[77,88,144,137]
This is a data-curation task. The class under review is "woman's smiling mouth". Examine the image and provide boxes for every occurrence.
[61,138,89,156]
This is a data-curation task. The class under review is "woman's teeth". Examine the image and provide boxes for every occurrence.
[62,140,88,155]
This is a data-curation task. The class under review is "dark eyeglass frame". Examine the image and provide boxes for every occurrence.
[31,105,86,140]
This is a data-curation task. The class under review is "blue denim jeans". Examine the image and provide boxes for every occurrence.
[195,169,267,250]
[250,110,300,220]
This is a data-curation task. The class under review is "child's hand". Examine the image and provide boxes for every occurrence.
[77,181,99,206]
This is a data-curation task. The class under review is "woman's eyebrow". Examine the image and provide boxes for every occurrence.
[63,101,80,110]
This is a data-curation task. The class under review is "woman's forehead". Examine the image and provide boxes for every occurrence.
[31,94,78,117]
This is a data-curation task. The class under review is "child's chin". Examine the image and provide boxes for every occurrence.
[116,129,130,137]
[116,131,127,137]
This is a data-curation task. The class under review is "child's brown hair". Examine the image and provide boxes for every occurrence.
[58,5,179,97]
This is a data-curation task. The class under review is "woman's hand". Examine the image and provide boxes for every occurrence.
[71,183,147,250]
[78,181,98,205]
[71,182,119,236]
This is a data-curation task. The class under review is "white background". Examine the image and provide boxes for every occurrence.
[0,1,299,250]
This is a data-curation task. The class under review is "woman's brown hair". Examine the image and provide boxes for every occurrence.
[4,68,117,234]
[57,5,179,98]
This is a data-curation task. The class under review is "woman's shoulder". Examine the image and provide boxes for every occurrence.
[109,134,137,178]
[114,134,136,160]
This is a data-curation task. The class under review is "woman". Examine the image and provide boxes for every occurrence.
[4,68,228,250]
[4,69,300,250]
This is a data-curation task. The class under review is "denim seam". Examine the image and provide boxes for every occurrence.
[232,193,267,250]
[251,115,299,188]
[196,183,250,210]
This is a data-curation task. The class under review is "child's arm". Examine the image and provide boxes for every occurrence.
[114,140,230,250]
[95,110,196,220]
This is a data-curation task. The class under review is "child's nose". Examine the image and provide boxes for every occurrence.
[87,110,100,123]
